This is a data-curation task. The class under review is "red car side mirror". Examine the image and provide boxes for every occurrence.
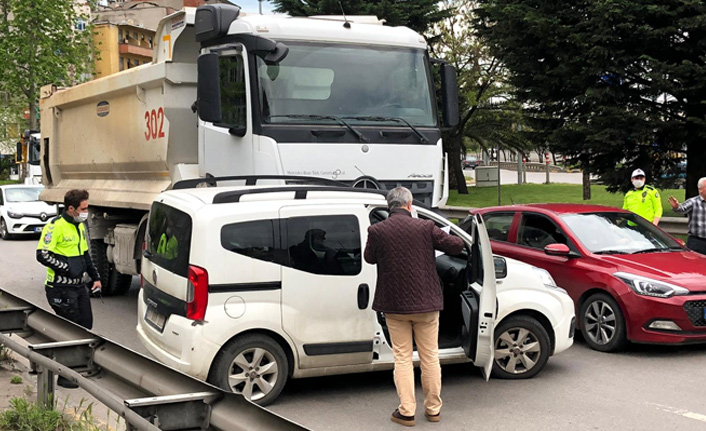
[545,243,571,256]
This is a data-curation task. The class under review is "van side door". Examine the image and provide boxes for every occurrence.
[460,213,496,380]
[279,204,376,369]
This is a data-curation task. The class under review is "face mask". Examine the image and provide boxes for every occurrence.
[73,212,88,223]
[632,180,645,189]
[410,208,418,218]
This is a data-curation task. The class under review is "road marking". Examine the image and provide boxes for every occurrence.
[648,402,706,423]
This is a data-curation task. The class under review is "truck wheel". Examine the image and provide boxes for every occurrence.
[208,334,289,406]
[89,240,132,296]
[492,315,550,379]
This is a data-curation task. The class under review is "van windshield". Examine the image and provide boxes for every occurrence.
[258,42,435,127]
[147,202,192,277]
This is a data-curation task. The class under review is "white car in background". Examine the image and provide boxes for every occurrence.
[0,185,57,240]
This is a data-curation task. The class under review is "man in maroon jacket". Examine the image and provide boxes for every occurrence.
[364,187,464,426]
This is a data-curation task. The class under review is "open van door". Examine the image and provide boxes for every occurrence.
[460,213,496,380]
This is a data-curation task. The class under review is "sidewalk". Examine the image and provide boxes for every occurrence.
[0,338,125,430]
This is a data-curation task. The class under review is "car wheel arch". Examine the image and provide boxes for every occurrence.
[497,309,556,356]
[207,328,296,383]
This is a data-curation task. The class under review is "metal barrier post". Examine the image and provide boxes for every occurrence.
[36,365,55,409]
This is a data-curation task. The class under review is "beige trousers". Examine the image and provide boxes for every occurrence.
[385,311,442,417]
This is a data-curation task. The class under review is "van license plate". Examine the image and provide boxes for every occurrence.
[145,308,166,331]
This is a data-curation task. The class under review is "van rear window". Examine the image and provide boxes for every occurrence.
[147,202,192,277]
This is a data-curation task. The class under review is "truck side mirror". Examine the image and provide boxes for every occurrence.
[440,63,459,128]
[197,53,222,124]
[15,142,23,162]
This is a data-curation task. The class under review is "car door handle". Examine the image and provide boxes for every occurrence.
[357,284,370,310]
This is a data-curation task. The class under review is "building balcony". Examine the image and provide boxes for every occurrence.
[119,42,153,58]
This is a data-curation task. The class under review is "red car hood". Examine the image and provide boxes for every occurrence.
[601,251,706,289]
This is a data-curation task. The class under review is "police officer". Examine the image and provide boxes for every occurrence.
[623,169,663,225]
[37,189,102,328]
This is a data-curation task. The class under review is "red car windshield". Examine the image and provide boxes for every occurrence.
[560,212,682,254]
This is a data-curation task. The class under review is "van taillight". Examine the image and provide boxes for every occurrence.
[186,265,208,321]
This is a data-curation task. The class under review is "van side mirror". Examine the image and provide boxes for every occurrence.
[494,256,507,279]
[544,243,572,257]
[197,53,222,124]
[440,63,459,128]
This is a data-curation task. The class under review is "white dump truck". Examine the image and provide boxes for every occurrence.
[39,4,460,295]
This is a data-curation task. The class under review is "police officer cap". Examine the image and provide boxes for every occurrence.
[631,168,645,178]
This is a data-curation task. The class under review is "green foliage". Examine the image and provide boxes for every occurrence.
[270,0,452,37]
[10,376,22,385]
[430,1,528,193]
[0,0,96,130]
[447,184,684,209]
[0,397,108,431]
[473,1,706,199]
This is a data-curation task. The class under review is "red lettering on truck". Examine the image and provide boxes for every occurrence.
[144,108,166,141]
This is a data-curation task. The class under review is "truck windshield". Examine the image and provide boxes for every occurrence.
[257,42,435,127]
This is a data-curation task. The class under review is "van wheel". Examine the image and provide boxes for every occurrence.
[89,240,132,296]
[209,334,289,406]
[580,293,627,352]
[492,316,550,379]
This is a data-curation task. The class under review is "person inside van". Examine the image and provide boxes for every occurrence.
[157,218,179,260]
[289,228,341,274]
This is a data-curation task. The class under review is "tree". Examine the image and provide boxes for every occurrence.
[431,0,528,193]
[0,0,95,131]
[270,0,452,36]
[474,1,706,199]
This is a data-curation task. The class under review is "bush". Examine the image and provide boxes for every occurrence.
[0,397,108,431]
[10,376,22,385]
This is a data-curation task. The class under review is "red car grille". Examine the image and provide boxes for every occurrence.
[684,301,706,327]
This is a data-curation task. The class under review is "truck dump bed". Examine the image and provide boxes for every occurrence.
[40,11,199,210]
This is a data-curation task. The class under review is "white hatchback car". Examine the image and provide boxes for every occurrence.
[0,184,57,240]
[136,178,574,405]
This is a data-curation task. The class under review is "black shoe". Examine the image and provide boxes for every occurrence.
[391,409,415,427]
[57,376,78,389]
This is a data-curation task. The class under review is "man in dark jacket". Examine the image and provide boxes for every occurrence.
[364,187,464,426]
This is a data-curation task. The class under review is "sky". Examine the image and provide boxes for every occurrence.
[229,0,277,14]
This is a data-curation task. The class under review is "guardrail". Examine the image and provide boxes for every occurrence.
[486,161,567,173]
[0,289,309,431]
[439,205,688,236]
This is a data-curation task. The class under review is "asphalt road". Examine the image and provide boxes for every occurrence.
[2,237,706,430]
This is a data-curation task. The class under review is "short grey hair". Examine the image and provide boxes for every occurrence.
[698,177,706,189]
[387,187,413,210]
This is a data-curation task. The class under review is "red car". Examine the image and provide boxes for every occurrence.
[460,204,706,352]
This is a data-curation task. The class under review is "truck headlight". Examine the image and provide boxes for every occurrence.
[7,210,23,219]
[614,272,689,298]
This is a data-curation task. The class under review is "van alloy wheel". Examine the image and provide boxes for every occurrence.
[209,334,289,406]
[228,347,279,401]
[492,316,550,379]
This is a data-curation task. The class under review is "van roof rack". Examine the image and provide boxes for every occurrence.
[212,186,388,204]
[172,175,346,190]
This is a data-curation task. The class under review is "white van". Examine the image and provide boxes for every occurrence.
[136,178,574,405]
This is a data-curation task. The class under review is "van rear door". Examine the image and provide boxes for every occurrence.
[460,213,496,380]
[141,202,193,331]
